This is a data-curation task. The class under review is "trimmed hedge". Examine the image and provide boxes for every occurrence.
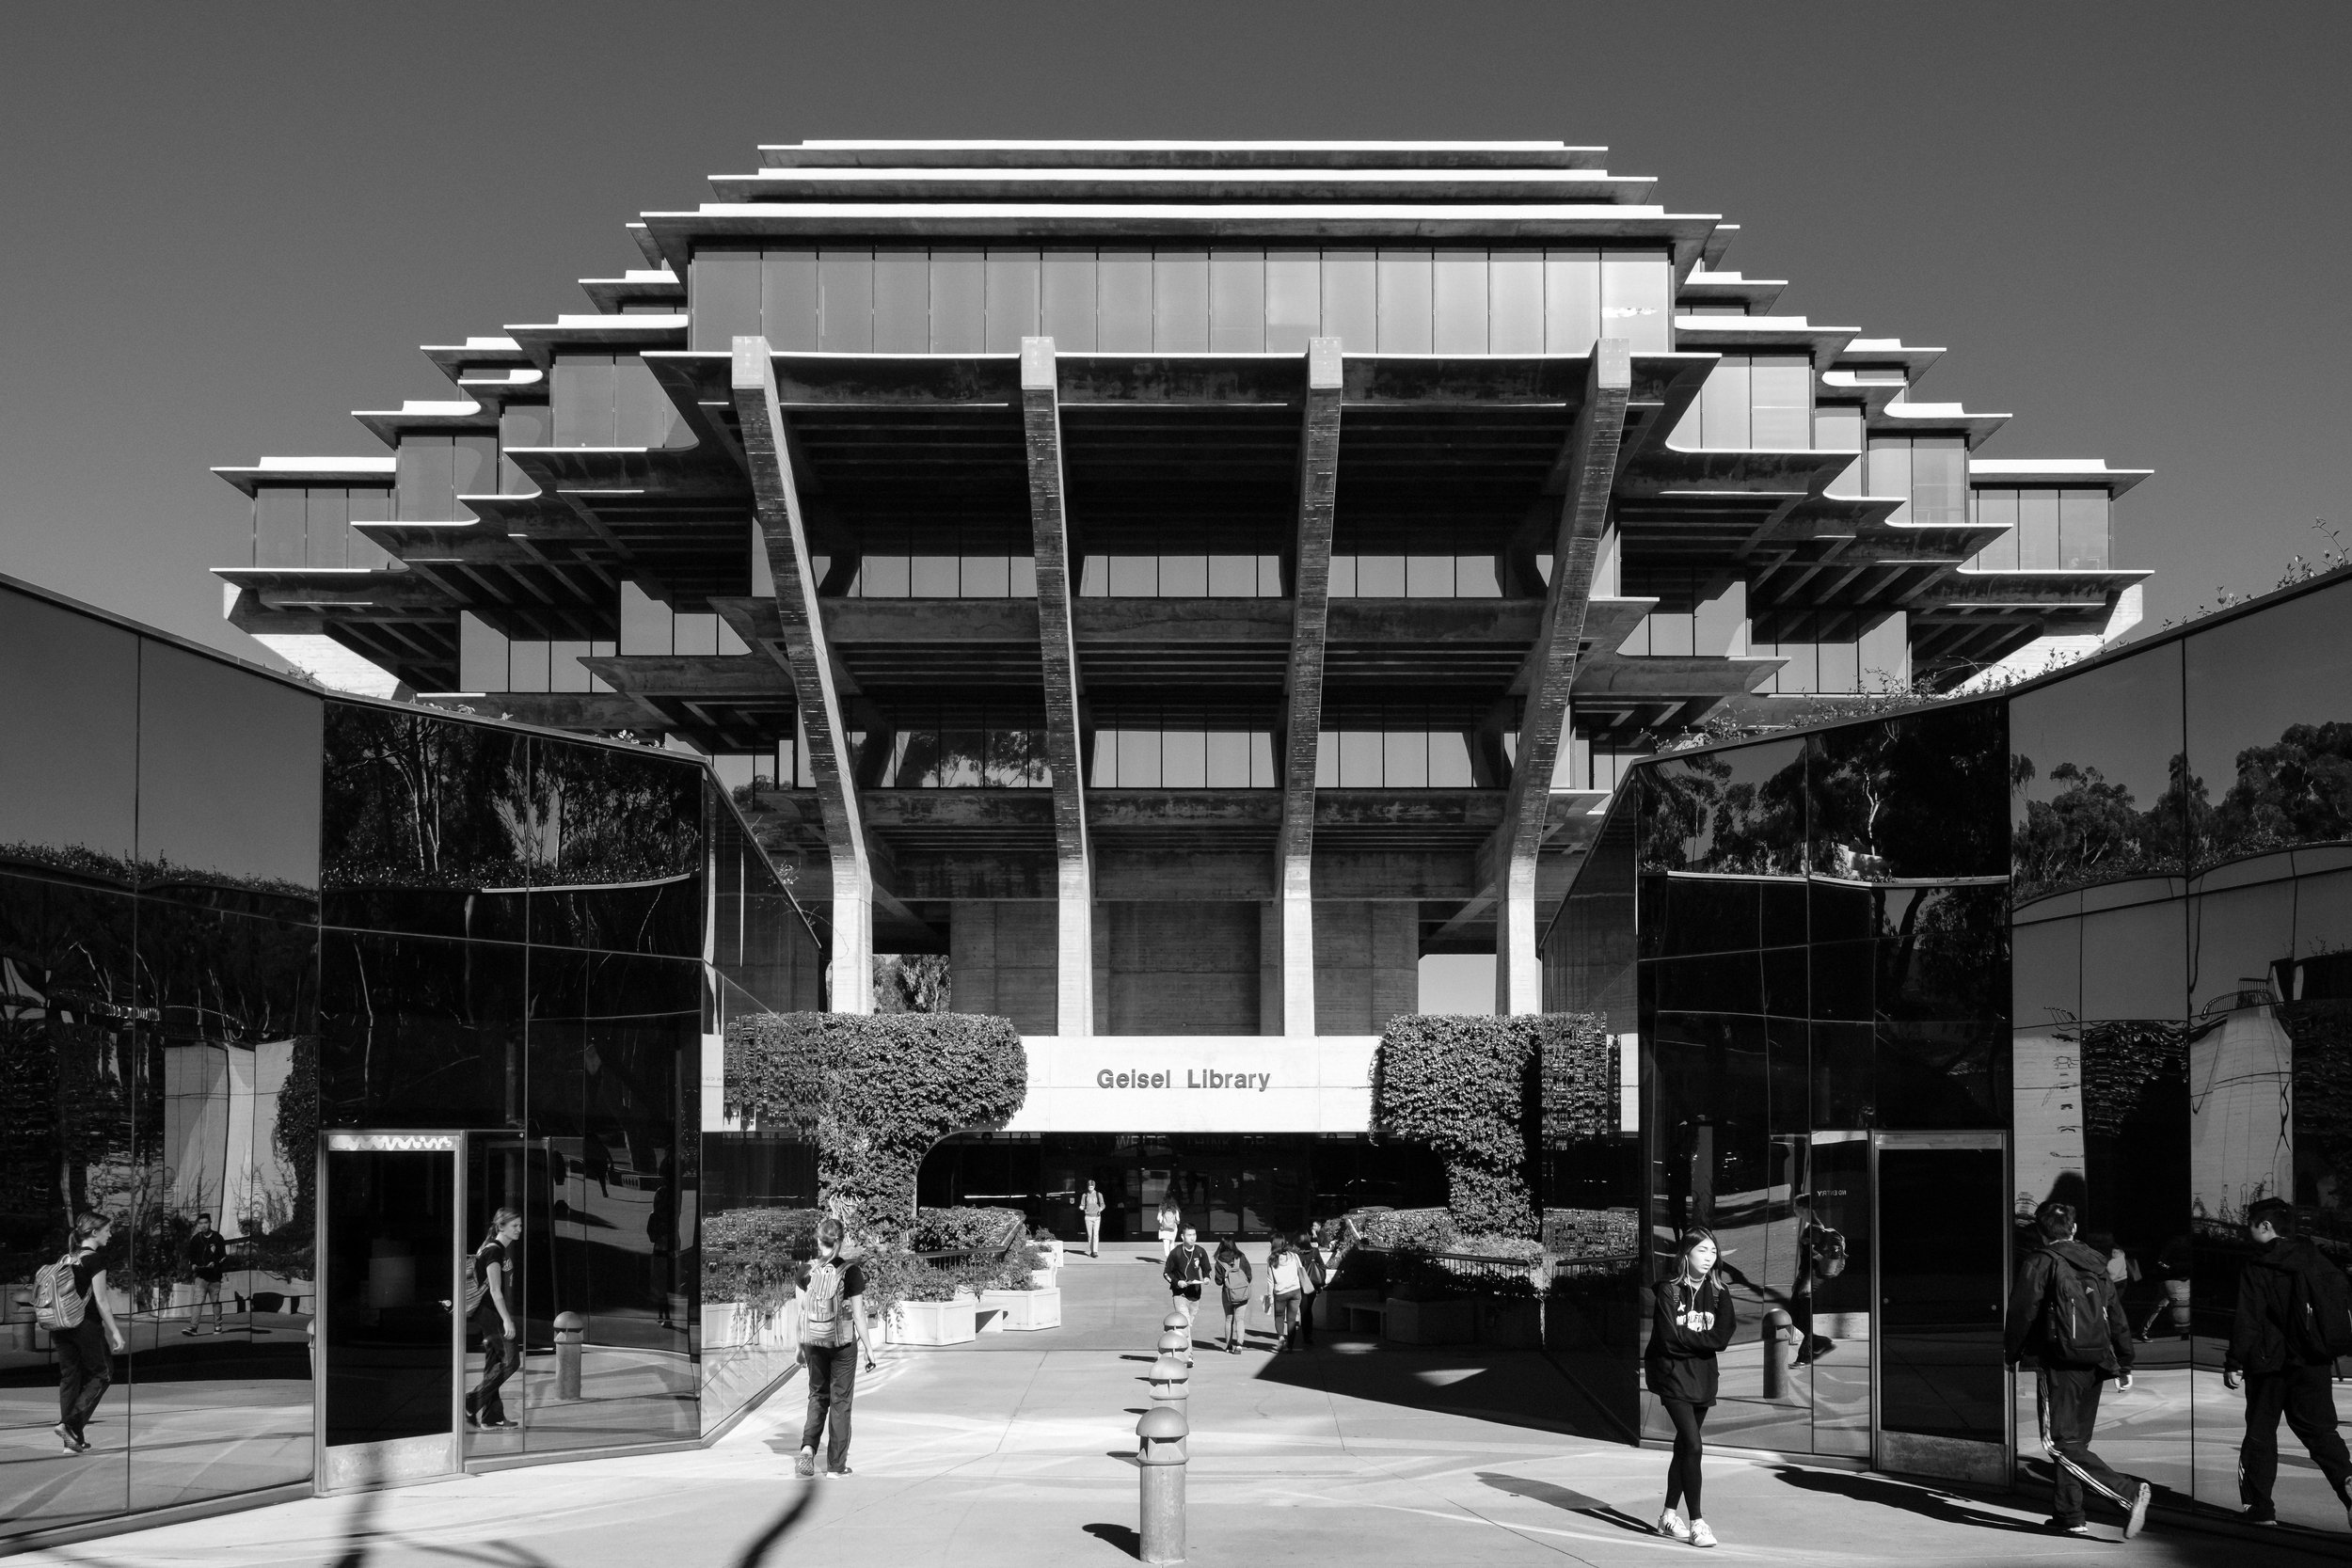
[725,1012,1026,1231]
[1374,1014,1606,1238]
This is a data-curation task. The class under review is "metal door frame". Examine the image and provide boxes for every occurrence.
[313,1130,468,1496]
[1868,1129,2014,1486]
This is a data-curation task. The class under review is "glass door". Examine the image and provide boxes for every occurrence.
[465,1133,549,1457]
[316,1132,462,1494]
[1872,1131,2011,1484]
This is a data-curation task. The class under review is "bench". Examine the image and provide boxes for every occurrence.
[1321,1289,1387,1336]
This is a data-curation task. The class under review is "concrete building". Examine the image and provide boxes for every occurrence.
[210,140,2149,1228]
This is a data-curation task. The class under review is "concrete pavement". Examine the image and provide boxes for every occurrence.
[12,1244,2340,1566]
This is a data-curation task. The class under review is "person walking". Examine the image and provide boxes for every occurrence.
[180,1212,229,1336]
[2222,1196,2352,1528]
[1262,1234,1304,1354]
[1294,1228,1326,1348]
[36,1211,126,1454]
[2004,1199,2153,1540]
[794,1216,877,1479]
[1081,1180,1105,1259]
[1212,1236,1253,1354]
[465,1207,524,1431]
[1155,1197,1183,1260]
[1645,1227,1737,1547]
[1163,1223,1210,1364]
[2137,1233,2194,1342]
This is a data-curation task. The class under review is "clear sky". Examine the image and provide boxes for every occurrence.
[4,2,2345,668]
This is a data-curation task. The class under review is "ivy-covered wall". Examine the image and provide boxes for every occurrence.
[1375,1014,1606,1238]
[723,1011,1026,1231]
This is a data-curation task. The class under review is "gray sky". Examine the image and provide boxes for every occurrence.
[3,1,2345,664]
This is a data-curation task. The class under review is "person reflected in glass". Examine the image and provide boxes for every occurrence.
[43,1211,127,1454]
[180,1211,229,1336]
[2004,1200,2152,1540]
[1791,1198,1848,1367]
[1646,1227,1736,1548]
[646,1150,677,1330]
[1081,1180,1105,1259]
[466,1207,524,1431]
[2136,1233,2194,1342]
[2223,1197,2352,1529]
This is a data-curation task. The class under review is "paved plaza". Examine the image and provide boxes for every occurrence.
[10,1243,2337,1566]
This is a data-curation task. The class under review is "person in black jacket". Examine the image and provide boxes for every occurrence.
[180,1212,229,1337]
[1645,1227,1737,1548]
[2004,1200,2152,1539]
[1162,1224,1210,1366]
[2223,1197,2352,1528]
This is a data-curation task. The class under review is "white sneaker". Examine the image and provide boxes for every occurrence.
[1690,1518,1718,1548]
[1657,1508,1692,1542]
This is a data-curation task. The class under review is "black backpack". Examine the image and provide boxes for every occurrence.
[2289,1251,2352,1361]
[2042,1250,2115,1365]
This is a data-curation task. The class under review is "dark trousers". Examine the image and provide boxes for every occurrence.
[2037,1366,2140,1527]
[1661,1397,1708,1517]
[469,1318,521,1424]
[801,1342,858,1469]
[2240,1362,2352,1510]
[55,1320,112,1440]
[1296,1291,1316,1345]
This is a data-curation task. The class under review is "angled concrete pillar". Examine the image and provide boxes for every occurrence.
[1496,340,1631,1014]
[731,335,873,1013]
[1021,338,1094,1037]
[1279,339,1343,1036]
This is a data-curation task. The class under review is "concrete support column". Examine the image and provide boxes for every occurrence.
[1022,338,1095,1037]
[731,335,873,1013]
[1496,341,1631,1015]
[1279,339,1343,1037]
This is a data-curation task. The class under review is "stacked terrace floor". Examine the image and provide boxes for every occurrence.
[214,139,2148,1026]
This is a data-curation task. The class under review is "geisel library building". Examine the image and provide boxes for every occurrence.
[40,136,2344,1544]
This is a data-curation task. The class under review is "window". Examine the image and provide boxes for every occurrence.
[1672,356,1811,451]
[692,246,1677,357]
[1079,555,1279,597]
[550,358,687,449]
[456,612,618,695]
[253,486,392,569]
[1089,725,1273,787]
[1314,706,1476,787]
[1967,487,2107,571]
[885,706,1050,788]
[1867,436,1967,526]
[1327,555,1500,597]
[394,436,500,520]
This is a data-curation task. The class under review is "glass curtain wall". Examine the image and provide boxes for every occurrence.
[1,587,322,1541]
[1617,702,2009,1460]
[2010,571,2352,1527]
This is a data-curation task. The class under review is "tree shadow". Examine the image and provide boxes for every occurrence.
[1082,1522,1142,1559]
[1474,1472,1657,1536]
[1769,1465,2055,1535]
[1247,1343,1632,1444]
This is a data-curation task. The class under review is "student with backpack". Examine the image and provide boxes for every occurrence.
[36,1211,127,1454]
[794,1215,876,1479]
[465,1207,524,1430]
[1645,1227,1737,1548]
[1262,1234,1304,1354]
[2223,1196,2352,1528]
[2003,1200,2153,1540]
[1293,1229,1326,1348]
[1212,1236,1252,1354]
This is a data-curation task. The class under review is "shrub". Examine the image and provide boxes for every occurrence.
[702,1207,822,1318]
[911,1206,1028,1253]
[725,1013,1026,1230]
[1356,1208,1454,1251]
[1374,1014,1604,1239]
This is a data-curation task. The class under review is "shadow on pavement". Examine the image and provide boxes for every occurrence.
[1246,1342,1629,1442]
[1475,1471,1658,1535]
[1768,1465,2055,1536]
[1081,1522,1142,1559]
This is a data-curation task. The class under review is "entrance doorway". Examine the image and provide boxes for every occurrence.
[1872,1131,2011,1485]
[316,1132,462,1493]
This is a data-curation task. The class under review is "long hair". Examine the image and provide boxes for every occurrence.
[71,1210,112,1249]
[1672,1227,1721,1291]
[481,1206,520,1249]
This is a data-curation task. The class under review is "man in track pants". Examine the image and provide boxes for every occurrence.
[2005,1199,2153,1540]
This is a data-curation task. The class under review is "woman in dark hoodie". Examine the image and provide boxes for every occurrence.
[1645,1227,1737,1547]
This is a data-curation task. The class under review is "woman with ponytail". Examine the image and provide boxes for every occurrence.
[466,1207,523,1430]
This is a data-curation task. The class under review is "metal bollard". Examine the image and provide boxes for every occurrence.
[1148,1351,1191,1408]
[1136,1405,1188,1564]
[554,1310,586,1401]
[1761,1307,1793,1401]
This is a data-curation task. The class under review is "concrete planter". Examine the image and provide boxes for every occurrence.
[977,1287,1061,1332]
[1384,1296,1475,1345]
[890,1297,977,1347]
[1029,1267,1058,1290]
